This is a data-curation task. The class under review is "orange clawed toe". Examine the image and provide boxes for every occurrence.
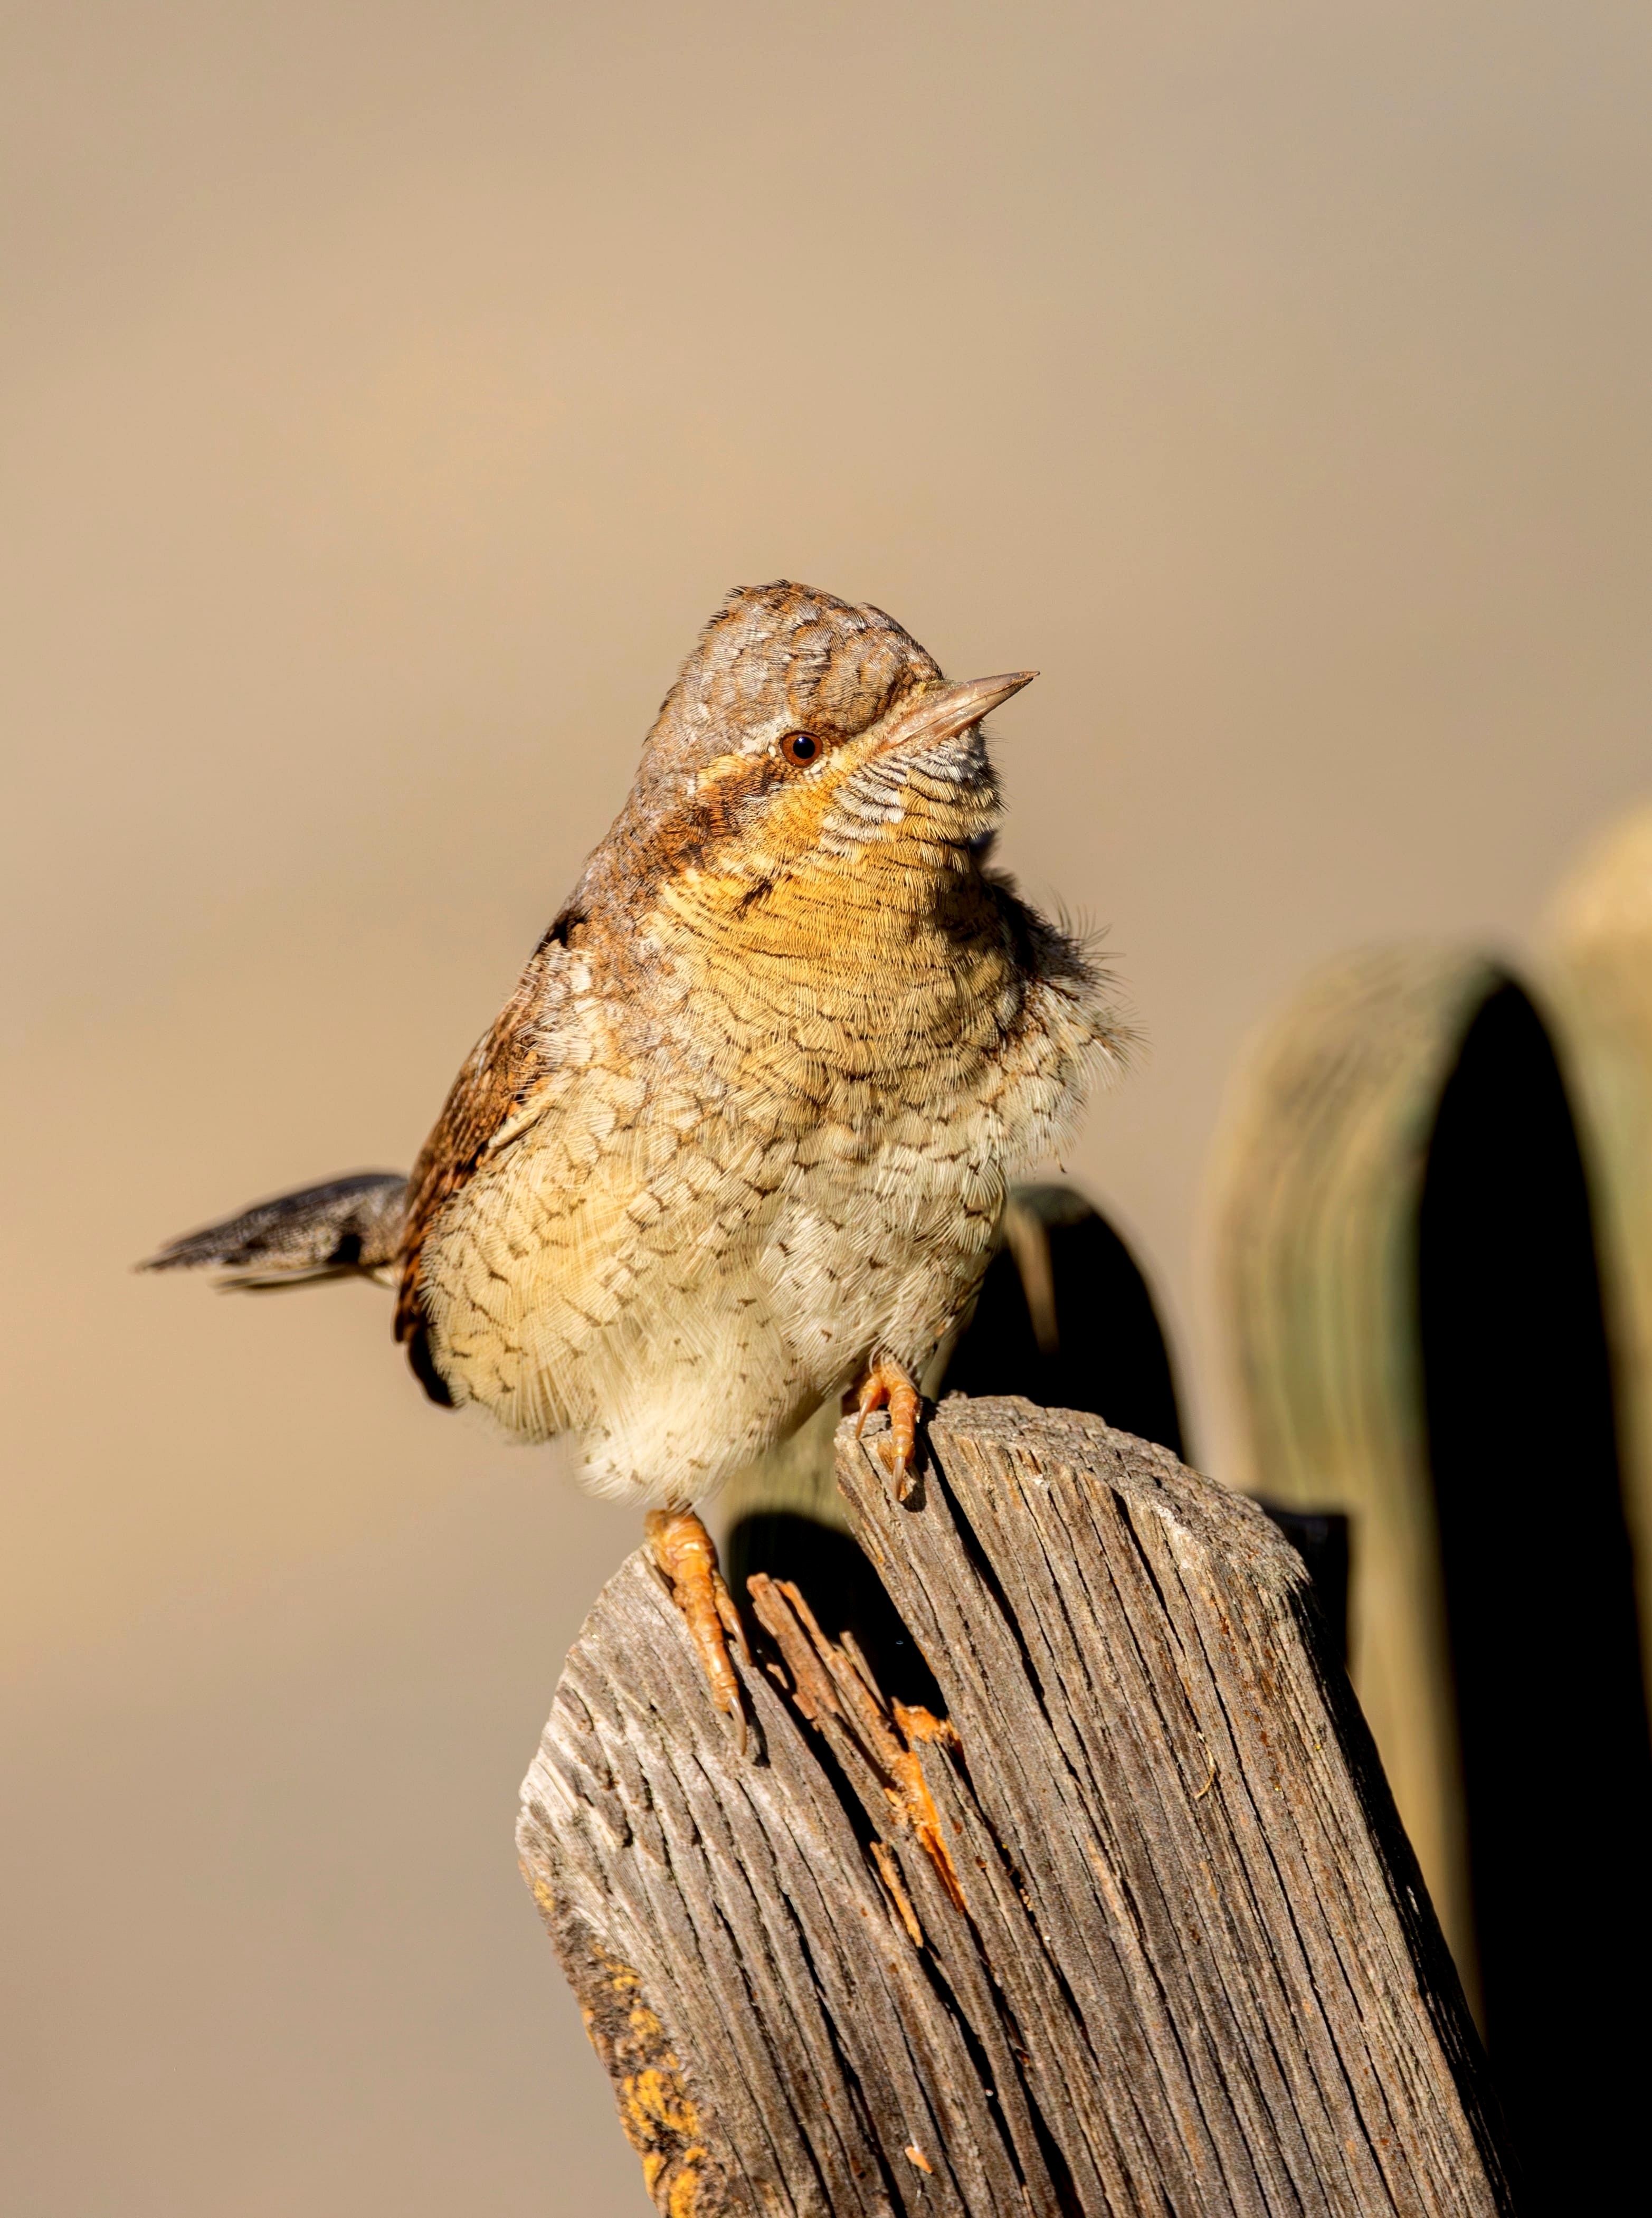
[853,1357,922,1501]
[646,1508,752,1752]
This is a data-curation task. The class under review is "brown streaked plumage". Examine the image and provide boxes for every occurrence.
[143,581,1127,1734]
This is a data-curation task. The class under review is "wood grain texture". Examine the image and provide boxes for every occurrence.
[518,1397,1517,2216]
[1206,944,1506,1984]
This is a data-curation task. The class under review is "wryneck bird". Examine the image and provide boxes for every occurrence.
[144,581,1127,1742]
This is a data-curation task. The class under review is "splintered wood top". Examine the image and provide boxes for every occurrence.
[519,1397,1517,2217]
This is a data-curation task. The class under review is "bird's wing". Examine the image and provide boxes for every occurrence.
[394,929,573,1352]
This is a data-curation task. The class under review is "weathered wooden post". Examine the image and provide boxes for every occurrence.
[519,1397,1517,2215]
[1210,936,1652,2208]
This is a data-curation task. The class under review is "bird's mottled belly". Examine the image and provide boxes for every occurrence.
[757,1106,1000,1396]
[420,892,1103,1504]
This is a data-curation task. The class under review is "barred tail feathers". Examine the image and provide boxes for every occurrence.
[138,1172,409,1289]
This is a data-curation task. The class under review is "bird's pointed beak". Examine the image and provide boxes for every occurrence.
[881,670,1037,754]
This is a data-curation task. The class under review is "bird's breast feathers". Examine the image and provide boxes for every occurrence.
[407,892,1116,1499]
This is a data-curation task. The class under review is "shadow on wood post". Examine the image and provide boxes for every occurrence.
[519,1398,1520,2216]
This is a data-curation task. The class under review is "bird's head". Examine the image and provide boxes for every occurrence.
[584,581,1033,929]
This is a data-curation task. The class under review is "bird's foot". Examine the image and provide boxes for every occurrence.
[645,1508,752,1752]
[852,1357,923,1501]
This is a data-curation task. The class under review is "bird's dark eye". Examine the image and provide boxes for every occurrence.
[780,731,820,767]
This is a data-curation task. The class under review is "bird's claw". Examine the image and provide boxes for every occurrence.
[645,1508,752,1753]
[852,1358,922,1501]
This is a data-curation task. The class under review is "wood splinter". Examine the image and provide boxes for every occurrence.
[747,1572,968,1917]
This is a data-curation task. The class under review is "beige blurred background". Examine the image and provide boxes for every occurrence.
[5,3,1651,2211]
